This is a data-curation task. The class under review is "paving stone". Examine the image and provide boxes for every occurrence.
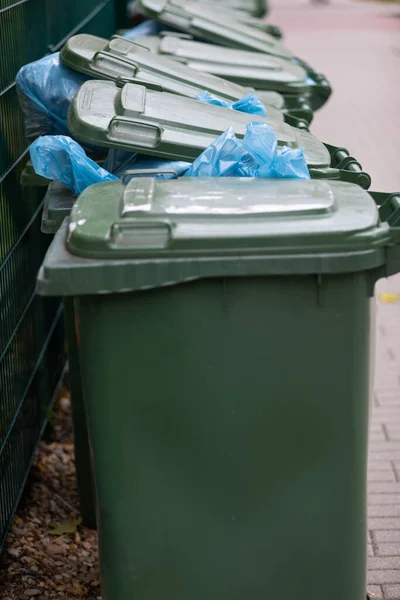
[367,586,383,599]
[369,495,400,506]
[369,483,400,495]
[369,443,400,453]
[369,431,390,443]
[375,544,400,557]
[377,398,400,409]
[368,471,396,483]
[368,571,400,585]
[369,506,400,518]
[368,557,400,570]
[383,584,400,600]
[374,531,400,544]
[368,461,395,471]
[368,519,400,531]
[370,452,400,462]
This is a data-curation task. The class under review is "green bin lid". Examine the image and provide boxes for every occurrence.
[139,35,309,95]
[215,0,268,17]
[136,0,292,58]
[41,182,76,234]
[167,1,279,36]
[37,178,398,297]
[61,34,285,120]
[68,81,330,166]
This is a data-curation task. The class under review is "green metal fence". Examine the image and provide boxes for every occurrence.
[0,0,122,552]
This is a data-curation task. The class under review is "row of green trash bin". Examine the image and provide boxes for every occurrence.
[16,0,400,598]
[129,0,270,22]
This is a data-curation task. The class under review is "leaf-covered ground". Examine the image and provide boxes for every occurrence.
[0,390,101,600]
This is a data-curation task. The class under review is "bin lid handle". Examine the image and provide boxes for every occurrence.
[121,169,179,184]
[368,192,400,279]
[160,31,193,40]
[115,76,164,92]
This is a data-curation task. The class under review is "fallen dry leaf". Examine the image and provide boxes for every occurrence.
[49,517,82,536]
[379,292,400,303]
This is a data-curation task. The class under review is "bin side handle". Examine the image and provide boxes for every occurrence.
[371,192,400,278]
[323,143,371,189]
[370,192,400,226]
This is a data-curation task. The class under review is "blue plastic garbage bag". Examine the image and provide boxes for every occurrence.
[104,149,191,178]
[196,91,268,117]
[16,53,91,144]
[184,121,310,179]
[182,128,244,178]
[30,136,117,196]
[29,136,190,194]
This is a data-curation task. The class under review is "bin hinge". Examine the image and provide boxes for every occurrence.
[283,105,313,125]
[323,144,371,189]
[308,167,370,189]
[284,113,309,131]
[336,167,371,189]
[309,167,341,181]
[293,60,332,105]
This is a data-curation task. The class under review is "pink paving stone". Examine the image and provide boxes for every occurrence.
[383,584,400,600]
[375,544,400,558]
[368,586,384,599]
[374,532,400,544]
[368,571,400,585]
[270,0,400,595]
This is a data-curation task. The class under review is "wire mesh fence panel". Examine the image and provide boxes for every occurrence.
[46,0,115,51]
[0,0,120,552]
[0,0,48,94]
[0,310,65,551]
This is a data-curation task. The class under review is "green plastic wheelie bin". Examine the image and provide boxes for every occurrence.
[68,80,370,188]
[127,0,270,27]
[38,176,400,600]
[163,0,280,38]
[137,0,290,57]
[137,33,316,121]
[136,0,331,109]
[214,0,269,18]
[60,34,308,129]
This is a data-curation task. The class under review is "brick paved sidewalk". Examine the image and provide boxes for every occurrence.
[271,1,400,597]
